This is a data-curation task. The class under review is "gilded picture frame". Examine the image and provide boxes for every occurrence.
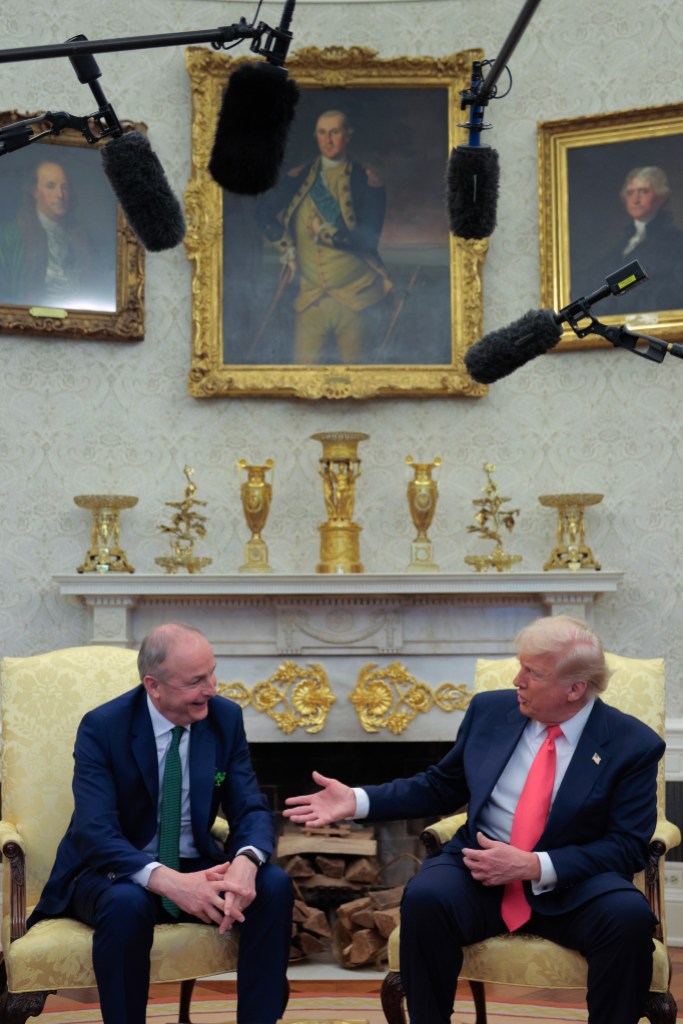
[185,46,488,399]
[538,103,683,350]
[0,111,144,342]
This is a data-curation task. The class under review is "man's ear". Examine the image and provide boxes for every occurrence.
[567,680,589,702]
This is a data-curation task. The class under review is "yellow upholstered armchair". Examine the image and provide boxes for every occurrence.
[381,653,681,1024]
[0,646,240,1024]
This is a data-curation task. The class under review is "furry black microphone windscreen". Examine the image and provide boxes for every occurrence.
[464,308,563,384]
[446,145,500,240]
[209,62,300,196]
[101,131,186,252]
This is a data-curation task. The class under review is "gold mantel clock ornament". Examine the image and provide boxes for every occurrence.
[238,459,274,573]
[312,431,368,574]
[74,494,138,574]
[155,466,212,574]
[464,463,522,573]
[539,493,603,571]
[405,455,441,572]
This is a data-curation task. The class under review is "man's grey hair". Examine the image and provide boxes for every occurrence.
[137,623,206,681]
[514,615,610,695]
[621,166,671,201]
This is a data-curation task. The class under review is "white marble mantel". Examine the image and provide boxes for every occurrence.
[53,571,623,743]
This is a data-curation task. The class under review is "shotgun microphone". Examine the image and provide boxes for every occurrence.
[208,0,300,195]
[465,261,649,383]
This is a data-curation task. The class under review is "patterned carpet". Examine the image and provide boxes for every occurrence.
[35,993,678,1023]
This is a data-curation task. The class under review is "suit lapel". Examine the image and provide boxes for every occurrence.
[468,705,529,823]
[130,688,158,805]
[543,699,610,842]
[189,717,218,849]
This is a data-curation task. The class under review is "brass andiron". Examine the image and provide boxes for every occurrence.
[155,466,212,574]
[464,462,522,573]
[405,455,441,572]
[238,459,274,573]
[74,494,138,573]
[312,431,369,573]
[538,492,603,571]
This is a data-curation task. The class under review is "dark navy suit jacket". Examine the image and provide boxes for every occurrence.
[364,690,665,915]
[32,686,273,920]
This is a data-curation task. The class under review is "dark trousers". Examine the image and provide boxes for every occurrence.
[68,859,293,1024]
[399,851,657,1024]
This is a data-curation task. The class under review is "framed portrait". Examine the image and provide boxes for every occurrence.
[538,102,683,349]
[0,111,144,341]
[185,46,488,399]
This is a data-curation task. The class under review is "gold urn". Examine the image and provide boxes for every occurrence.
[311,431,368,574]
[405,456,441,572]
[238,459,274,573]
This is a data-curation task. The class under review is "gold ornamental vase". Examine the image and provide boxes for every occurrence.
[311,431,368,574]
[238,459,274,573]
[74,494,138,573]
[405,456,441,572]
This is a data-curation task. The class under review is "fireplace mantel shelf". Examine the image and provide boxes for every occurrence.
[54,570,624,742]
[55,570,623,601]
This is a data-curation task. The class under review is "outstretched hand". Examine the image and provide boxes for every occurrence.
[283,770,357,827]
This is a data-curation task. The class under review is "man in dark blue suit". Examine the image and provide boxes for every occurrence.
[29,623,292,1024]
[285,615,664,1024]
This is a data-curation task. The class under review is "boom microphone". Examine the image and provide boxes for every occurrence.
[208,0,299,195]
[446,143,500,240]
[465,261,649,384]
[465,308,562,383]
[101,131,186,252]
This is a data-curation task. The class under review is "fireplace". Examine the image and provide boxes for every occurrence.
[252,739,455,885]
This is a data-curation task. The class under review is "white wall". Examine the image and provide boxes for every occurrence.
[2,0,683,721]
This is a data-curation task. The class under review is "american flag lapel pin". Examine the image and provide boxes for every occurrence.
[592,753,602,765]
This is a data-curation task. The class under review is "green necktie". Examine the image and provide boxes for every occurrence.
[158,725,184,918]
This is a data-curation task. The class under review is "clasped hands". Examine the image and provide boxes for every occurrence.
[147,857,258,934]
[463,832,542,886]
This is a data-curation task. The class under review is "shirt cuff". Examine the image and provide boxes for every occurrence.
[531,852,557,894]
[132,861,160,888]
[352,788,368,818]
[236,845,267,866]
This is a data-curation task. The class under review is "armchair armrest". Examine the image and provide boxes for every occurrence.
[651,817,681,854]
[420,812,468,856]
[0,819,28,942]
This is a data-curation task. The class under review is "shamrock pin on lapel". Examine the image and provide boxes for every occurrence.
[214,771,226,787]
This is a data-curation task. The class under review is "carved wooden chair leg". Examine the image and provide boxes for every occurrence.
[380,970,408,1024]
[0,990,53,1024]
[178,978,196,1023]
[468,979,487,1024]
[644,991,678,1024]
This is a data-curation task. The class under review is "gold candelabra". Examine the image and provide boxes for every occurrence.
[155,466,212,574]
[464,463,522,573]
[312,431,368,574]
[74,494,138,573]
[238,459,274,573]
[538,492,603,570]
[405,455,441,572]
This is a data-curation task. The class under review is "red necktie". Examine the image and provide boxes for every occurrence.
[501,724,563,932]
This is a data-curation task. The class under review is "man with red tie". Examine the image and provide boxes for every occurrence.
[284,615,664,1024]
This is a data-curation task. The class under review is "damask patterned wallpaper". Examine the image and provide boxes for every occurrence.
[1,0,682,714]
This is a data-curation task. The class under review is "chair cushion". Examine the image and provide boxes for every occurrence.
[3,914,238,992]
[386,927,670,992]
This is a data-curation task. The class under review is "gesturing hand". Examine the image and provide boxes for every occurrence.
[283,770,357,827]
